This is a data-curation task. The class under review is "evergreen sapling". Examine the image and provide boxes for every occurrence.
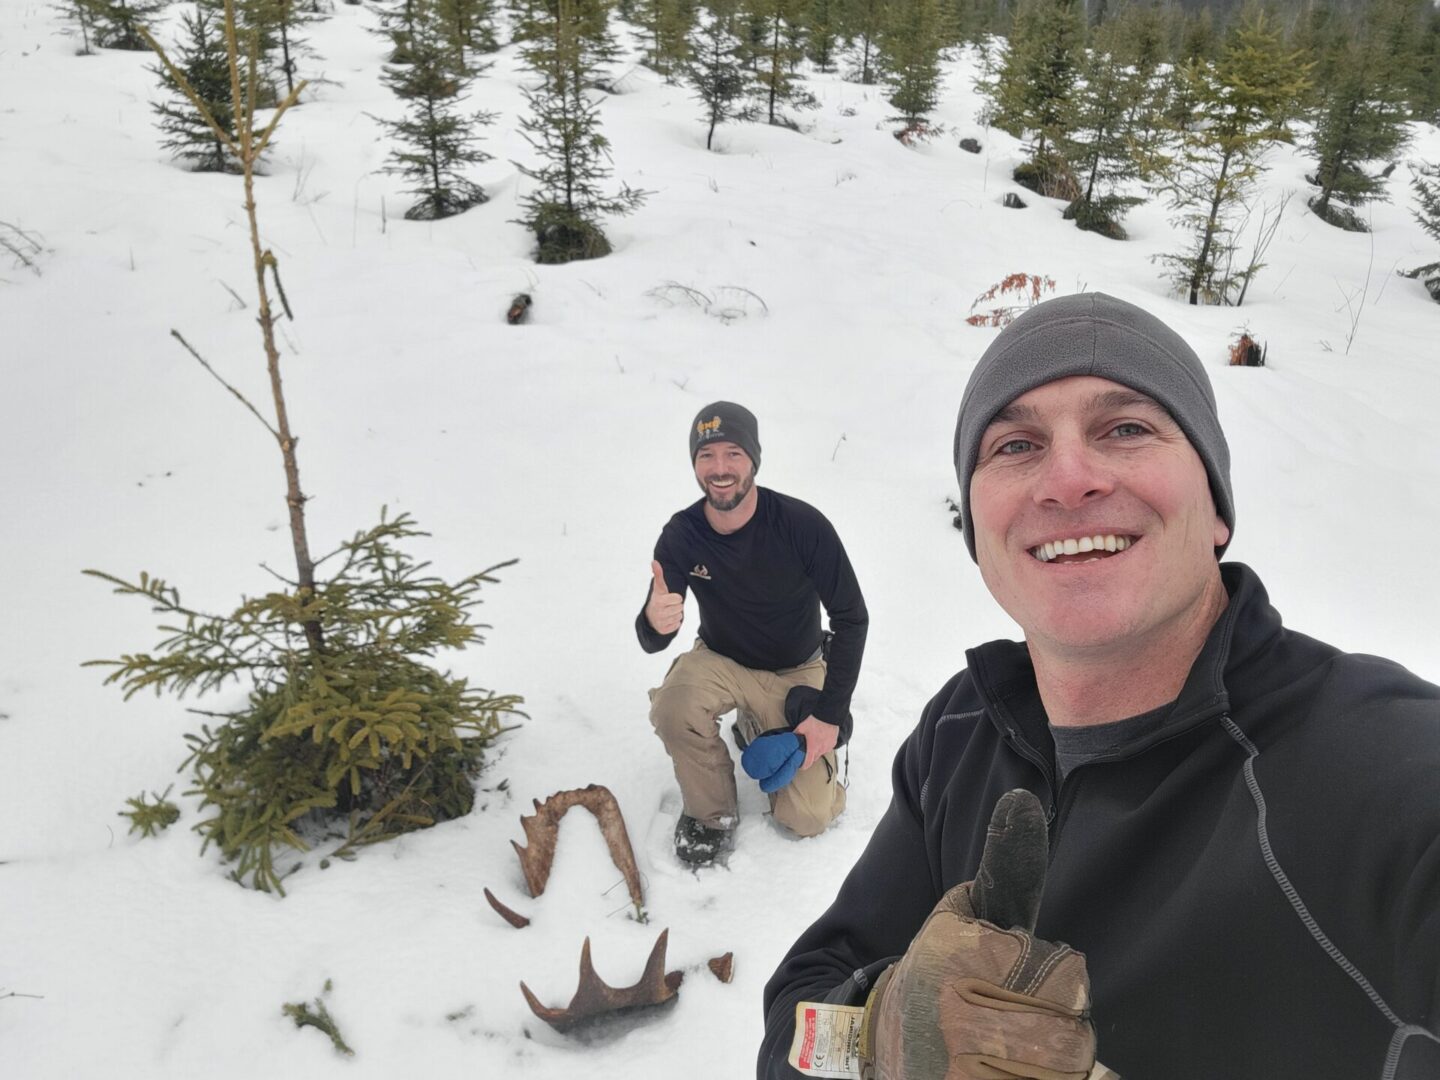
[1306,1,1412,230]
[1061,18,1147,239]
[376,3,495,220]
[87,0,167,50]
[688,6,750,150]
[516,0,646,262]
[1152,14,1310,305]
[151,6,242,174]
[879,0,947,138]
[1405,161,1440,301]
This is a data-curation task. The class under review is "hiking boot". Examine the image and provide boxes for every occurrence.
[674,814,734,868]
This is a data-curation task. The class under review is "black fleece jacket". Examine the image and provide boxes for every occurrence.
[637,488,867,731]
[760,563,1440,1080]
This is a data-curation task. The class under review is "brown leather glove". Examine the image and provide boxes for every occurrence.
[857,790,1099,1080]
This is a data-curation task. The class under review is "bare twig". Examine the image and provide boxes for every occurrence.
[831,433,846,462]
[219,280,248,309]
[170,330,280,439]
[718,285,769,313]
[1343,224,1376,356]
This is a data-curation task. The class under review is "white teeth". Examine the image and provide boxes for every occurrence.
[1029,534,1135,561]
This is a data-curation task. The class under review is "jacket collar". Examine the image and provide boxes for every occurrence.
[966,563,1283,766]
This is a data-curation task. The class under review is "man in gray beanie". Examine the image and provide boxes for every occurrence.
[760,294,1440,1080]
[638,402,869,867]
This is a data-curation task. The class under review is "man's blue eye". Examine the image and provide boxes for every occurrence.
[999,439,1034,455]
[1112,423,1146,437]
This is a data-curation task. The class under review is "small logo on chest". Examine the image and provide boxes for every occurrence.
[689,565,712,581]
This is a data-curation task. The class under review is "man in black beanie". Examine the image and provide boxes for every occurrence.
[638,401,869,867]
[759,294,1440,1079]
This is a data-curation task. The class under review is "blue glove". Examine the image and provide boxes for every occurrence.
[740,730,807,793]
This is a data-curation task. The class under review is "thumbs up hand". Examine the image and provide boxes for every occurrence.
[645,560,684,636]
[857,790,1103,1080]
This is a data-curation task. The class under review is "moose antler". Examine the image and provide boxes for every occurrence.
[484,887,531,928]
[520,929,683,1032]
[512,784,645,913]
[707,952,734,983]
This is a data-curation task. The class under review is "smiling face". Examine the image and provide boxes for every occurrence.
[694,440,756,514]
[969,376,1230,662]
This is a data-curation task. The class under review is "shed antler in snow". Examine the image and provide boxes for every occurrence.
[520,929,683,1032]
[511,784,645,913]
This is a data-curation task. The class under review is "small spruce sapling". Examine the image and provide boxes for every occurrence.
[376,2,495,220]
[879,0,947,139]
[687,5,750,150]
[151,6,242,174]
[516,0,646,263]
[54,0,99,54]
[1404,162,1440,301]
[92,1,522,895]
[87,0,167,50]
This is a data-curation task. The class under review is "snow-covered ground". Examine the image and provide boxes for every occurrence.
[3,4,1438,1077]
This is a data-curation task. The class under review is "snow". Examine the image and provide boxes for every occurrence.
[2,4,1438,1077]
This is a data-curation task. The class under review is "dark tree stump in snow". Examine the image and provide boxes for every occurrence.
[959,138,981,154]
[1002,192,1027,210]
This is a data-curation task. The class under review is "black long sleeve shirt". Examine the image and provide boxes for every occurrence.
[636,487,868,729]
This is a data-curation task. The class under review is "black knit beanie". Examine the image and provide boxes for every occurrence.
[690,402,761,470]
[953,292,1234,561]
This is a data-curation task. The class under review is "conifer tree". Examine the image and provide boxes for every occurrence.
[837,0,884,83]
[55,0,99,54]
[983,0,1084,194]
[435,0,499,67]
[1411,6,1440,122]
[1110,0,1170,181]
[151,6,241,173]
[377,0,494,219]
[196,0,290,103]
[688,4,750,148]
[806,0,840,71]
[517,0,646,262]
[744,0,809,126]
[879,0,947,135]
[1306,1,1412,229]
[1405,161,1440,300]
[1061,17,1145,237]
[106,1,522,898]
[86,0,166,50]
[1155,13,1309,305]
[635,0,695,81]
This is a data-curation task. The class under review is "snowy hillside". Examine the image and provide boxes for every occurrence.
[2,4,1438,1078]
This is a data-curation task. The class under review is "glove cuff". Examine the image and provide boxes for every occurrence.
[856,964,895,1078]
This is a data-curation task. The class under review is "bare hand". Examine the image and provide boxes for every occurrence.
[793,715,838,770]
[645,560,684,635]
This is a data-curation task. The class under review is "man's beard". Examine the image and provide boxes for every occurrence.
[702,471,754,512]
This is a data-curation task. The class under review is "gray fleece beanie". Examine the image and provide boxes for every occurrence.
[953,292,1233,561]
[690,401,761,470]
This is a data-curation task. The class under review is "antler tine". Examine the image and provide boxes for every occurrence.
[519,930,682,1033]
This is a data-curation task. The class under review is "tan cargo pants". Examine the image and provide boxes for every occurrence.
[648,640,846,838]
